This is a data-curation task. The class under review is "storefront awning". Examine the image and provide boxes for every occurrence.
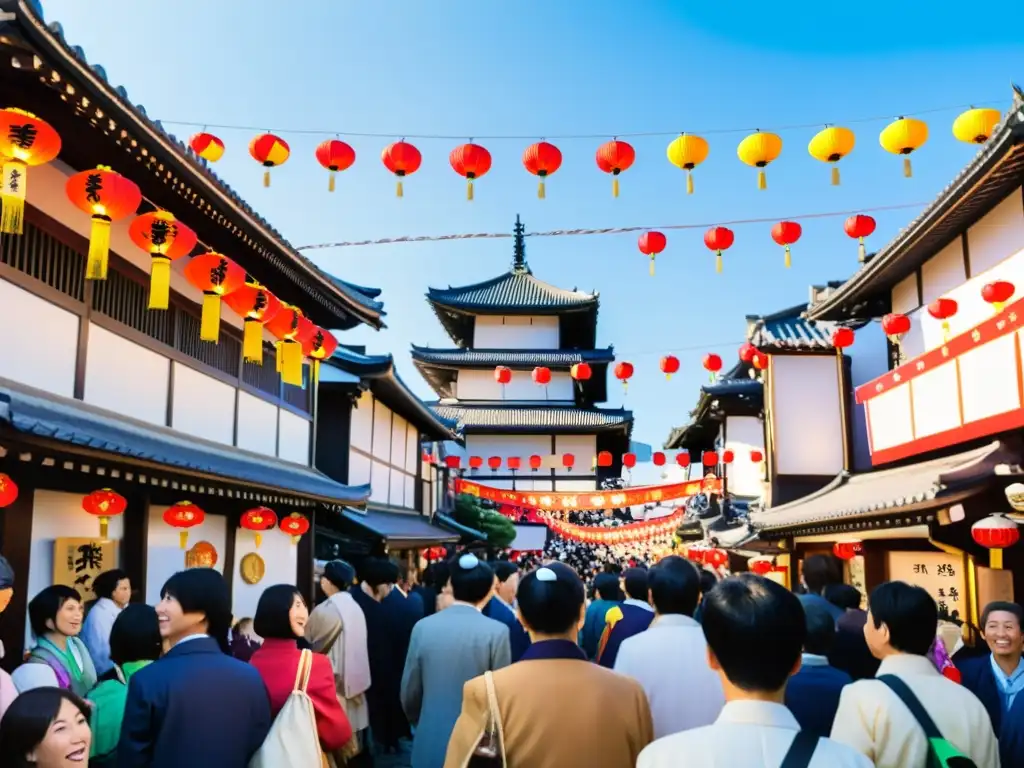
[751,441,1016,535]
[340,506,460,549]
[435,513,487,542]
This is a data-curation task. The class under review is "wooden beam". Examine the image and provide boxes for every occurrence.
[120,489,150,604]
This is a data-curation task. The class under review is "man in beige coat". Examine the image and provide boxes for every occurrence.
[831,581,999,768]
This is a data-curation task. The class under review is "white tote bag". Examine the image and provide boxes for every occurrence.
[250,648,326,768]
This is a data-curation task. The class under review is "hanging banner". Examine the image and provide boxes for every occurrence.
[52,537,119,601]
[454,476,720,511]
[542,507,685,544]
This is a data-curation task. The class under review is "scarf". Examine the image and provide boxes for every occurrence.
[29,636,97,697]
[990,654,1024,712]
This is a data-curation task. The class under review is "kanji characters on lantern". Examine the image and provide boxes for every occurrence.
[128,211,198,310]
[0,108,61,235]
[224,282,282,364]
[66,166,142,281]
[183,253,247,343]
[265,305,314,387]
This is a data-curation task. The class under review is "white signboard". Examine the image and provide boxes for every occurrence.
[887,551,967,623]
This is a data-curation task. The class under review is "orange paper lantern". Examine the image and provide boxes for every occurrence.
[240,506,278,548]
[249,133,290,187]
[183,253,246,343]
[82,489,127,539]
[66,166,142,281]
[596,139,635,197]
[164,501,205,550]
[188,132,224,162]
[223,283,282,365]
[523,141,562,199]
[382,140,422,197]
[638,231,667,276]
[265,305,315,387]
[128,211,198,310]
[280,512,310,544]
[449,143,492,200]
[0,108,62,235]
[315,139,355,192]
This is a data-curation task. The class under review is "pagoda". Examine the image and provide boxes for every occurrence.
[414,217,633,492]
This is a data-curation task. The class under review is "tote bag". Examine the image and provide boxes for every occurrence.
[250,649,326,768]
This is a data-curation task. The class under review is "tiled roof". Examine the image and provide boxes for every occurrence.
[6,0,382,329]
[326,275,386,315]
[703,378,762,398]
[427,268,598,312]
[750,441,1015,531]
[341,508,459,546]
[0,377,371,504]
[410,346,615,368]
[430,403,632,433]
[747,303,839,351]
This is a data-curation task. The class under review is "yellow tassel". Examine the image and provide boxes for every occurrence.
[538,179,545,199]
[0,194,23,235]
[275,341,283,373]
[649,257,655,277]
[328,171,336,192]
[396,179,404,197]
[858,239,866,264]
[200,292,221,342]
[612,177,620,198]
[243,319,264,363]
[716,252,723,273]
[784,245,792,269]
[991,548,1004,569]
[831,165,840,186]
[686,171,694,195]
[255,532,263,549]
[263,169,271,188]
[903,157,912,178]
[995,301,1005,313]
[179,531,188,550]
[148,256,171,310]
[86,216,112,280]
[281,340,303,386]
[623,381,628,394]
[942,321,950,342]
[467,179,474,201]
[0,160,27,235]
[757,169,767,190]
[99,517,109,539]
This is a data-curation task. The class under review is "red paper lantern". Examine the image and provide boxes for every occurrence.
[82,489,127,539]
[240,506,278,548]
[831,327,855,352]
[881,313,911,344]
[982,280,1015,312]
[844,215,876,263]
[450,143,492,200]
[652,452,666,466]
[703,353,723,382]
[381,140,422,197]
[614,362,634,392]
[596,139,636,197]
[0,108,62,236]
[507,457,522,471]
[751,352,770,371]
[280,512,310,544]
[597,451,613,468]
[706,549,728,568]
[189,132,224,162]
[638,231,667,276]
[833,541,863,560]
[702,451,718,467]
[623,453,637,469]
[676,452,690,468]
[771,221,802,269]
[722,450,734,464]
[928,297,959,341]
[248,133,290,187]
[303,327,339,361]
[315,139,356,192]
[704,226,735,274]
[529,455,543,471]
[972,514,1020,569]
[487,456,502,471]
[532,366,552,386]
[562,453,575,471]
[570,363,592,381]
[750,449,764,463]
[444,456,462,469]
[469,456,483,470]
[224,283,282,365]
[66,166,142,281]
[523,141,562,199]
[164,501,205,550]
[660,355,680,380]
[0,473,18,508]
[183,253,247,344]
[128,211,198,311]
[265,305,316,387]
[494,366,512,385]
[748,556,773,576]
[738,343,758,364]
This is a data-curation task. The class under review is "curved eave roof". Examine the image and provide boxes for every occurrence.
[409,346,615,368]
[430,402,632,435]
[808,101,1024,322]
[746,303,838,352]
[4,0,383,330]
[426,268,598,314]
[326,275,386,316]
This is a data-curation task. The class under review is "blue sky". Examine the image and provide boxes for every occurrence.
[43,0,1022,449]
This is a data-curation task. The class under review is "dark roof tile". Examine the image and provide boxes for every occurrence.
[431,403,631,433]
[427,268,598,312]
[410,346,615,368]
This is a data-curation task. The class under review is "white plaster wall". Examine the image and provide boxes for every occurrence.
[406,428,418,474]
[921,237,966,306]
[465,435,552,463]
[349,450,372,486]
[968,192,1024,276]
[456,369,575,401]
[892,273,919,315]
[231,525,297,620]
[0,278,78,397]
[350,390,373,452]
[84,323,169,426]
[235,392,278,457]
[390,414,409,470]
[171,363,235,445]
[27,490,127,647]
[145,505,226,606]
[554,435,597,475]
[372,399,392,461]
[724,415,764,498]
[370,460,389,504]
[473,316,559,349]
[278,409,311,465]
[389,470,406,507]
[771,355,844,476]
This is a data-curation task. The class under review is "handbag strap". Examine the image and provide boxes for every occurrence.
[779,732,818,768]
[878,675,943,740]
[483,671,507,765]
[293,648,314,694]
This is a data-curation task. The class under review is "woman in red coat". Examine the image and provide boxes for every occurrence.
[250,584,353,753]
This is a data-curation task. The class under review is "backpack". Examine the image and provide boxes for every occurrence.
[878,675,978,768]
[249,649,326,768]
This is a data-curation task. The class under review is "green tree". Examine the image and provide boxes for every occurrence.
[454,494,517,549]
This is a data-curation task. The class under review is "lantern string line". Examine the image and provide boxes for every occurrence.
[158,99,1001,141]
[295,201,928,251]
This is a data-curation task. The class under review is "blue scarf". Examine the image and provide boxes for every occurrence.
[990,654,1024,712]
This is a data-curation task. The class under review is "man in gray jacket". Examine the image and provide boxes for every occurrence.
[400,553,510,768]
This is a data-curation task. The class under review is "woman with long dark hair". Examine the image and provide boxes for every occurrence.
[0,687,91,768]
[250,584,352,754]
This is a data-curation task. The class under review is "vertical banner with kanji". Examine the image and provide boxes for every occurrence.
[887,551,967,623]
[52,538,119,601]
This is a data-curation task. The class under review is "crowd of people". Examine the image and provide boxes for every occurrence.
[0,547,1022,767]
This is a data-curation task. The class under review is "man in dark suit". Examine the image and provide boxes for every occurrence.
[959,600,1024,768]
[379,559,425,751]
[482,561,531,662]
[117,568,270,768]
[785,602,852,737]
[597,567,655,669]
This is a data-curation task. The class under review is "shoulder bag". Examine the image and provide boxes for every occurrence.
[878,674,977,768]
[468,671,506,767]
[779,732,818,768]
[249,649,327,768]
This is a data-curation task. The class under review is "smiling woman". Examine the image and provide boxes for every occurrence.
[11,586,97,698]
[0,687,92,768]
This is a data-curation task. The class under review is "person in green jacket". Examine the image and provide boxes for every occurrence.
[87,603,162,766]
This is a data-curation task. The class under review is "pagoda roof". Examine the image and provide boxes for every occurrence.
[663,362,761,450]
[746,302,839,353]
[0,0,383,330]
[430,402,632,435]
[808,91,1024,322]
[326,275,386,315]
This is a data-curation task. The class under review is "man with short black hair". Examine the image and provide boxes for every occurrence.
[785,603,852,737]
[638,574,870,767]
[799,554,844,622]
[597,567,654,669]
[614,556,724,738]
[831,581,998,767]
[482,561,531,662]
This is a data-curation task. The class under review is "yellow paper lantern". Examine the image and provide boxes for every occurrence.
[952,107,1002,144]
[808,126,855,186]
[736,131,782,190]
[666,133,709,195]
[879,117,928,177]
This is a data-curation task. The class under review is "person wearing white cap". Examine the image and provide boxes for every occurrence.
[401,553,509,768]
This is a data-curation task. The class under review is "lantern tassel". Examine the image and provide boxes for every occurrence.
[903,157,912,178]
[942,321,950,342]
[200,293,221,343]
[858,238,867,264]
[537,179,545,199]
[86,216,113,280]
[1,160,27,235]
[784,245,792,269]
[649,257,655,277]
[612,177,620,198]
[716,251,723,274]
[263,170,271,188]
[179,531,188,550]
[255,532,263,548]
[396,179,404,197]
[281,340,304,387]
[467,179,474,201]
[148,256,172,310]
[622,381,628,395]
[995,301,1005,313]
[686,171,694,195]
[275,341,284,372]
[757,169,767,190]
[991,548,1004,570]
[328,170,336,192]
[243,319,263,364]
[831,165,840,186]
[99,516,109,539]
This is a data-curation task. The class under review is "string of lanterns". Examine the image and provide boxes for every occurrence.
[542,507,685,545]
[172,107,1005,201]
[442,447,764,472]
[0,107,337,389]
